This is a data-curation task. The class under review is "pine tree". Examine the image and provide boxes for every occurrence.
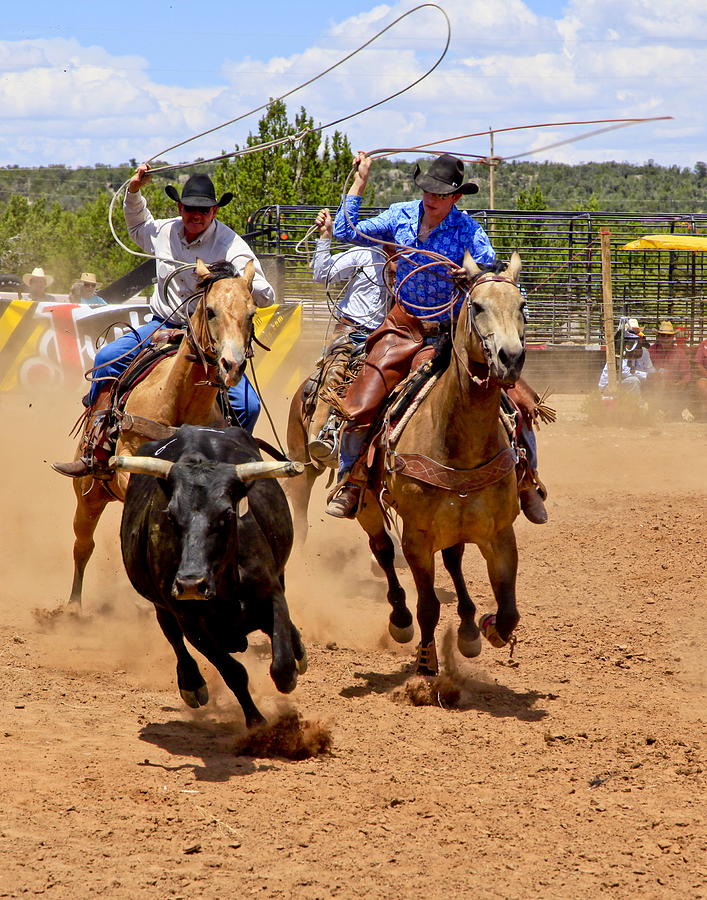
[212,101,354,230]
[516,184,548,211]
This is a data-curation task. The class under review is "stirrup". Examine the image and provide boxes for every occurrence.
[308,435,337,466]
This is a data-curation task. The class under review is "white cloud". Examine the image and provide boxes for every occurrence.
[0,0,706,169]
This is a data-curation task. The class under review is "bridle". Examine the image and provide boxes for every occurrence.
[454,271,526,386]
[162,265,259,380]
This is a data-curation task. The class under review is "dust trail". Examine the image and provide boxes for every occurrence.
[235,712,332,760]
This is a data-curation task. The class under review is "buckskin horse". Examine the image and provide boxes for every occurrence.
[64,258,257,610]
[354,251,529,675]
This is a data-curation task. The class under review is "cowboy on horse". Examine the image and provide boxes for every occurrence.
[53,164,274,478]
[325,151,548,524]
[306,207,394,463]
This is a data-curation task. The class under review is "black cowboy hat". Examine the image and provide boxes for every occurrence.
[165,173,233,208]
[413,154,478,195]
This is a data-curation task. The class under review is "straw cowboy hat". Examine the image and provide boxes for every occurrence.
[22,266,54,287]
[80,272,102,289]
[413,154,479,195]
[656,320,676,335]
[165,173,233,208]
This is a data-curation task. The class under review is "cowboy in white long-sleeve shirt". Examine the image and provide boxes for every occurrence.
[312,208,389,332]
[306,208,391,463]
[53,164,273,479]
[123,167,274,322]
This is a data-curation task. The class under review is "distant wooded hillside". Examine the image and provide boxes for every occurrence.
[368,158,707,214]
[1,153,705,294]
[1,158,705,215]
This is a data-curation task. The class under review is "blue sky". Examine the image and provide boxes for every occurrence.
[1,0,705,169]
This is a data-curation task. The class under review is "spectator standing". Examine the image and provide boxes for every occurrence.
[76,272,107,305]
[648,321,692,417]
[22,267,55,302]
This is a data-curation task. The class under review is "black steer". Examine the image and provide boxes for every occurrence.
[115,425,306,727]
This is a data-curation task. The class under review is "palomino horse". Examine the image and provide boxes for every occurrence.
[66,258,257,609]
[356,251,527,676]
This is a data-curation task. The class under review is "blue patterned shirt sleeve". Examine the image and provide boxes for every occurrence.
[333,195,396,245]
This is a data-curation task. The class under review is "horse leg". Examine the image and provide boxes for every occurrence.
[285,388,320,545]
[154,606,209,708]
[68,479,113,609]
[401,536,440,676]
[442,543,481,658]
[357,492,413,643]
[286,463,319,547]
[478,525,520,646]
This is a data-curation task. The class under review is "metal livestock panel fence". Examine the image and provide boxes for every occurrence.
[245,205,707,345]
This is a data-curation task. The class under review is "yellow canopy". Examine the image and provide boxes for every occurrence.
[622,234,707,251]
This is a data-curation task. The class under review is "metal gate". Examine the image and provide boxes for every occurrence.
[246,205,707,344]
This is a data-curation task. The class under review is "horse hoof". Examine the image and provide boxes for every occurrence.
[415,666,438,678]
[180,682,209,708]
[389,621,414,644]
[297,648,308,675]
[457,632,482,658]
[479,614,510,649]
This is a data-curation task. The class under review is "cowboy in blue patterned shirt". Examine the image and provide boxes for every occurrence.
[326,152,547,524]
[334,155,495,322]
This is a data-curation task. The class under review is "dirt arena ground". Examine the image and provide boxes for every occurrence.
[0,387,705,899]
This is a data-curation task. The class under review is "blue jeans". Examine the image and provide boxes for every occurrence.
[88,320,261,433]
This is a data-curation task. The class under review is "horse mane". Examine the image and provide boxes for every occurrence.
[197,260,239,289]
[477,260,508,275]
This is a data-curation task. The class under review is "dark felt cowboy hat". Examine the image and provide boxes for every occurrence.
[165,173,233,208]
[413,154,479,195]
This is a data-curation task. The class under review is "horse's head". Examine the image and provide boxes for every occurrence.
[460,251,526,387]
[192,258,257,387]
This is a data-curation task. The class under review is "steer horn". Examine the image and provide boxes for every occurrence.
[233,460,304,482]
[110,456,174,478]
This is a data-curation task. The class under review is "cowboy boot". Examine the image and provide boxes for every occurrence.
[325,480,361,519]
[52,457,93,478]
[52,391,114,479]
[519,470,548,525]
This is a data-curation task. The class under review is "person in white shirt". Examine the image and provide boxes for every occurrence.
[312,208,389,331]
[307,208,391,462]
[53,164,274,478]
[598,327,655,395]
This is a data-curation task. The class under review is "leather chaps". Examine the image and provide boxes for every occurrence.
[341,303,438,427]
